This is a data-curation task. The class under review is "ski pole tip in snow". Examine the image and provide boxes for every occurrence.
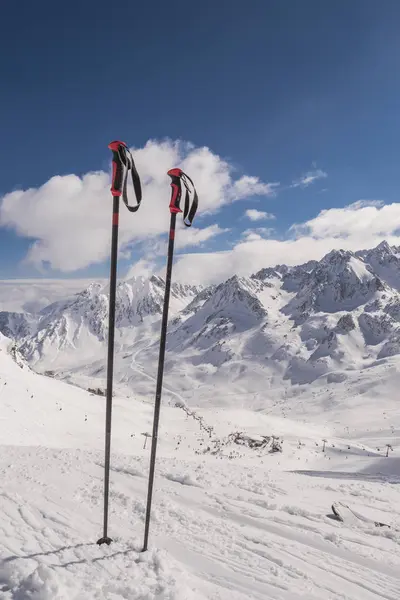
[97,536,113,546]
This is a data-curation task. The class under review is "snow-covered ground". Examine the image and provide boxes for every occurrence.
[0,332,399,599]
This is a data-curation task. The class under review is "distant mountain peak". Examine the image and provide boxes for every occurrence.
[358,240,396,262]
[323,248,353,260]
[320,249,355,268]
[282,249,387,321]
[355,241,400,290]
[375,240,392,252]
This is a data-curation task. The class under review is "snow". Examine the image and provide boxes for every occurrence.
[348,256,374,282]
[0,326,399,599]
[357,242,400,291]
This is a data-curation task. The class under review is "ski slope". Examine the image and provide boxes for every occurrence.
[0,333,399,599]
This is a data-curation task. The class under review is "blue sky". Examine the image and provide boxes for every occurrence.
[1,0,400,281]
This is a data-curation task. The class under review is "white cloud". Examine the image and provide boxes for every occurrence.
[125,258,157,280]
[0,139,274,272]
[244,209,275,222]
[291,169,327,188]
[241,232,263,242]
[172,200,400,284]
[174,224,228,250]
[241,227,275,242]
[0,278,103,313]
[230,177,279,200]
[125,226,225,278]
[4,139,400,290]
[292,200,398,240]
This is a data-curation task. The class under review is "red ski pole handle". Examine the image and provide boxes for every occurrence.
[167,168,183,214]
[108,140,128,197]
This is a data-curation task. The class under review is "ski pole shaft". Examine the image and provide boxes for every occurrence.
[97,143,126,546]
[143,212,177,552]
[142,168,197,552]
[97,195,119,545]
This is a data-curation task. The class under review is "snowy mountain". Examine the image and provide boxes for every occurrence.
[0,310,36,339]
[167,276,269,366]
[276,249,400,383]
[10,276,201,371]
[356,240,400,291]
[2,242,400,397]
[254,259,318,293]
[281,249,386,320]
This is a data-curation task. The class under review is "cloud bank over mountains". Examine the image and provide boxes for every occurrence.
[1,139,399,285]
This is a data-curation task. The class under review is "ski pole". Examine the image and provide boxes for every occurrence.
[97,141,142,546]
[142,168,198,552]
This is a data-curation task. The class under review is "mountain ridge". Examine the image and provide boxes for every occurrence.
[1,242,400,399]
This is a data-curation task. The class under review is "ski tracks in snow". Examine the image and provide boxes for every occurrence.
[155,469,400,600]
[0,449,203,599]
[0,446,398,599]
